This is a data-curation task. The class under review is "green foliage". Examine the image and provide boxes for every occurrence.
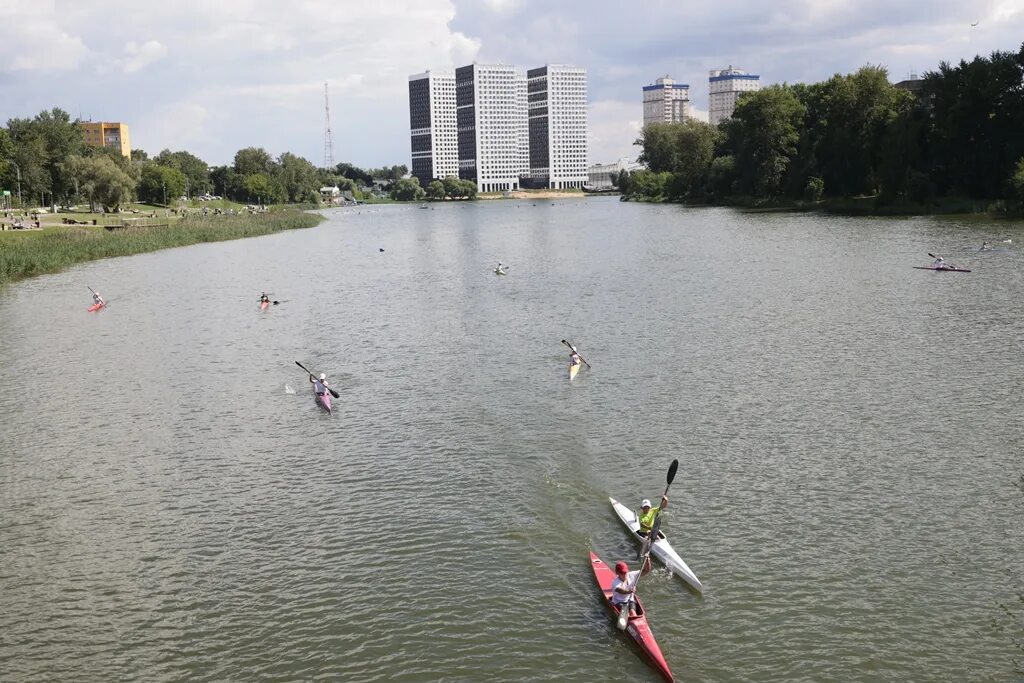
[636,120,720,197]
[804,176,825,202]
[729,85,806,197]
[1009,158,1024,205]
[66,155,137,212]
[626,170,671,199]
[426,180,445,200]
[138,164,186,205]
[276,152,319,203]
[154,149,211,196]
[0,210,324,285]
[391,176,425,201]
[242,173,276,203]
[233,147,274,177]
[440,175,477,199]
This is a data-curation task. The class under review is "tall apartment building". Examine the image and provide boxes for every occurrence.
[409,62,588,192]
[455,63,526,193]
[642,76,690,125]
[526,64,588,190]
[408,71,458,187]
[708,67,760,125]
[79,121,131,159]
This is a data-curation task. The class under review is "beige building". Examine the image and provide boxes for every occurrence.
[79,122,132,159]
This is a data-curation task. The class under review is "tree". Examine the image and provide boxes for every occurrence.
[138,164,186,205]
[391,176,425,201]
[1009,158,1024,207]
[276,152,319,202]
[726,85,806,197]
[242,173,274,203]
[234,147,274,177]
[67,155,136,212]
[426,179,445,200]
[131,149,149,162]
[635,123,678,173]
[154,149,211,196]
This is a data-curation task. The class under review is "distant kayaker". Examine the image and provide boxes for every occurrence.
[259,292,270,304]
[931,256,947,269]
[611,556,652,616]
[495,262,506,274]
[310,372,329,395]
[637,496,668,537]
[981,242,990,251]
[569,346,582,367]
[92,291,105,306]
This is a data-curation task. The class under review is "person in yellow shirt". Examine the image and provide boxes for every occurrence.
[637,495,668,537]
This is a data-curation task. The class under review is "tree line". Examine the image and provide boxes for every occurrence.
[0,110,426,211]
[623,44,1024,212]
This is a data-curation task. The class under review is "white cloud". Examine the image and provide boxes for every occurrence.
[0,1,89,72]
[588,99,642,166]
[122,40,168,74]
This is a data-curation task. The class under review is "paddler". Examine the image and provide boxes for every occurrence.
[310,372,329,396]
[931,256,948,269]
[637,496,668,538]
[259,292,270,304]
[92,291,105,306]
[611,556,652,617]
[569,345,582,367]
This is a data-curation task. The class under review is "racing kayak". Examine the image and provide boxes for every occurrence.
[87,302,105,312]
[913,266,971,272]
[569,361,581,381]
[609,497,703,592]
[314,387,332,414]
[260,300,269,310]
[589,552,674,683]
[494,268,507,275]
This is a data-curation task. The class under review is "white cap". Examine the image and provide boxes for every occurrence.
[319,373,326,380]
[641,499,652,508]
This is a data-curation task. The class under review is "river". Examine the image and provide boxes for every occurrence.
[1,197,1021,682]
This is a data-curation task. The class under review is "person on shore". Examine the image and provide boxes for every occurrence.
[92,291,105,306]
[310,372,329,396]
[637,496,668,537]
[611,556,652,617]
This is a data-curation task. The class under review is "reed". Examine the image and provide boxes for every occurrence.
[0,210,325,285]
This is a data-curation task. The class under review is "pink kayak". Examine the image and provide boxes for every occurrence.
[314,387,332,414]
[88,302,105,312]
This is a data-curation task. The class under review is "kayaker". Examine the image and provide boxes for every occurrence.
[931,256,947,269]
[637,496,668,537]
[981,242,990,251]
[92,291,105,306]
[611,556,652,616]
[569,346,582,367]
[495,262,506,273]
[310,372,329,395]
[259,292,270,304]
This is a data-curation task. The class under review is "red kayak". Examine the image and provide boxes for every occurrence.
[913,266,971,272]
[260,300,269,310]
[314,386,332,414]
[589,552,674,682]
[88,302,105,312]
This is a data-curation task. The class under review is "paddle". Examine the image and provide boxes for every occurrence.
[295,360,340,399]
[87,285,105,305]
[927,252,958,269]
[561,339,592,369]
[638,459,679,560]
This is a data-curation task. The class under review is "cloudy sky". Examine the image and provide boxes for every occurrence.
[2,0,1022,168]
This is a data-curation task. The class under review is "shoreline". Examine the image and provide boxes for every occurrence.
[0,209,325,286]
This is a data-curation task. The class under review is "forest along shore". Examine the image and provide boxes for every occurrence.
[0,209,324,286]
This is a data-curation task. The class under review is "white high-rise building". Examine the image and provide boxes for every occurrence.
[454,63,527,193]
[409,62,588,193]
[709,66,760,125]
[526,64,588,189]
[407,71,457,186]
[643,76,691,125]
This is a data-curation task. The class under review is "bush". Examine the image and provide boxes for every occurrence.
[803,176,824,202]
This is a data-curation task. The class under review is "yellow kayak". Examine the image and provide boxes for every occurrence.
[569,361,581,381]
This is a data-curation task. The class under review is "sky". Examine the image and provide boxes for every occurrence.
[1,0,1023,168]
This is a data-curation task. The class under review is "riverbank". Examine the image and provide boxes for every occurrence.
[0,209,324,286]
[620,193,1020,217]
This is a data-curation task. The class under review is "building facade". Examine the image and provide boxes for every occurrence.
[642,76,690,125]
[79,122,132,159]
[586,157,644,190]
[708,67,760,125]
[408,71,457,187]
[409,62,588,192]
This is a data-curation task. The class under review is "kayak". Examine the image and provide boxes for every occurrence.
[494,268,507,275]
[260,300,270,310]
[589,551,674,683]
[87,302,105,312]
[314,387,332,414]
[913,266,971,272]
[609,497,703,592]
[569,361,581,381]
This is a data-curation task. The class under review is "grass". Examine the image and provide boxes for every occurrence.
[0,209,324,286]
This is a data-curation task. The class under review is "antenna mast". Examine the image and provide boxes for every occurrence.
[323,81,335,169]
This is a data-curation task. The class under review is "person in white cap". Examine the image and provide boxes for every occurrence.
[637,495,668,537]
[309,372,329,396]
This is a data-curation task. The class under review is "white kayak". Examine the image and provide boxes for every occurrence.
[609,497,703,592]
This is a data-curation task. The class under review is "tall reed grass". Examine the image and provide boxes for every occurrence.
[0,210,324,285]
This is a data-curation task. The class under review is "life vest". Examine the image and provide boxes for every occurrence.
[638,506,660,533]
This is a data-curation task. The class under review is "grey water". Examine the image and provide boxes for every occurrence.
[1,197,1021,682]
